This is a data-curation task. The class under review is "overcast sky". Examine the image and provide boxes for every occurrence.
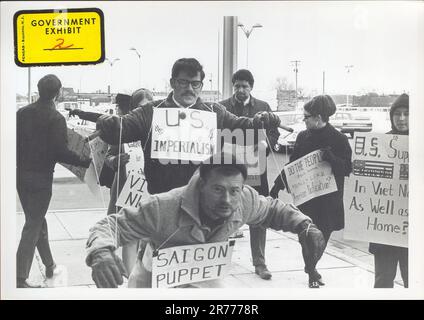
[4,1,423,105]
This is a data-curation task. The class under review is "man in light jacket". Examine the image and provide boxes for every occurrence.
[85,152,326,288]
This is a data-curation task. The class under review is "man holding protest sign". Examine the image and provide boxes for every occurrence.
[219,69,281,280]
[93,58,281,196]
[16,74,92,288]
[270,95,352,288]
[85,152,326,288]
[368,93,409,288]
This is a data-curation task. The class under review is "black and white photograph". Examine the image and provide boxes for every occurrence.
[1,0,423,300]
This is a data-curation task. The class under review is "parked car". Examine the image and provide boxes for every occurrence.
[272,111,305,153]
[329,112,372,137]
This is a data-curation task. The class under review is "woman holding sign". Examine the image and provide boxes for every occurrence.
[270,95,352,288]
[369,94,409,288]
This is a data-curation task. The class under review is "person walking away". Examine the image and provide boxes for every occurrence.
[16,74,91,288]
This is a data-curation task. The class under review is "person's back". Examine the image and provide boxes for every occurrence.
[17,100,63,174]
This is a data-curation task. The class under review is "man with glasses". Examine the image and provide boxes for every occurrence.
[219,69,280,280]
[94,58,281,196]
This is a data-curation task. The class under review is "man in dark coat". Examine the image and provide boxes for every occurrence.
[369,93,409,288]
[16,74,91,288]
[219,69,280,280]
[92,58,281,195]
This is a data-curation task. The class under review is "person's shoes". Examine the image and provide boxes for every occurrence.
[311,269,325,286]
[45,263,57,279]
[17,279,42,288]
[308,278,320,288]
[255,265,272,280]
[229,230,244,239]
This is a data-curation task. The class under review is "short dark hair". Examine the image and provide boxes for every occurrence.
[171,58,205,81]
[130,88,154,109]
[37,74,62,100]
[199,152,247,181]
[232,69,254,87]
[304,95,336,122]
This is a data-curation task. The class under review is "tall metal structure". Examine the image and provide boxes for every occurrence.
[237,22,262,68]
[345,65,354,106]
[222,16,238,100]
[291,60,301,106]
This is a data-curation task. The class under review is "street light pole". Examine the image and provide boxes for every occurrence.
[345,65,354,106]
[105,58,120,94]
[130,47,141,88]
[291,60,301,108]
[237,22,262,68]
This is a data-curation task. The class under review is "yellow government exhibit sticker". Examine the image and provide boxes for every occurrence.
[14,8,105,66]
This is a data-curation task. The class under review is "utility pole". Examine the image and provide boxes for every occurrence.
[322,71,325,94]
[345,65,354,106]
[291,60,301,107]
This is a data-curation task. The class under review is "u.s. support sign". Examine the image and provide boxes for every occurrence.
[14,8,105,66]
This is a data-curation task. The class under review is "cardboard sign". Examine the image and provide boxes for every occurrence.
[84,136,108,197]
[284,150,338,205]
[344,133,408,247]
[14,8,104,66]
[115,172,149,208]
[60,128,90,181]
[60,128,108,197]
[152,240,235,288]
[124,141,145,176]
[151,108,217,162]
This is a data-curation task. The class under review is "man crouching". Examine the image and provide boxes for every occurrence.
[85,152,326,288]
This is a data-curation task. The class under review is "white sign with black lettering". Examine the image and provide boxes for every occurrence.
[344,133,408,247]
[284,150,337,205]
[151,108,217,162]
[115,172,149,208]
[152,240,235,288]
[124,141,145,176]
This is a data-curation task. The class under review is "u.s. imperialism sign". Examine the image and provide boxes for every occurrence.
[344,132,408,247]
[151,108,217,162]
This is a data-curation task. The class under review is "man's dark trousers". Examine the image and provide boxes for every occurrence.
[16,171,54,280]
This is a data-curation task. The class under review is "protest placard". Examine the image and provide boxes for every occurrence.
[344,133,408,247]
[283,150,338,206]
[151,240,235,288]
[60,128,108,198]
[84,136,108,197]
[60,128,90,181]
[115,172,149,208]
[151,108,217,162]
[124,141,145,176]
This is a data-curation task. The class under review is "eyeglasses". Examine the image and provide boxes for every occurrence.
[174,78,203,89]
[393,111,409,117]
[303,114,313,120]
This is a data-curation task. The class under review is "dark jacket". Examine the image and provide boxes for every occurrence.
[17,100,89,178]
[274,123,352,234]
[96,93,257,194]
[220,95,280,196]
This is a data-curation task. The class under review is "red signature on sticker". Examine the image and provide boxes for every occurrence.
[51,38,74,50]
